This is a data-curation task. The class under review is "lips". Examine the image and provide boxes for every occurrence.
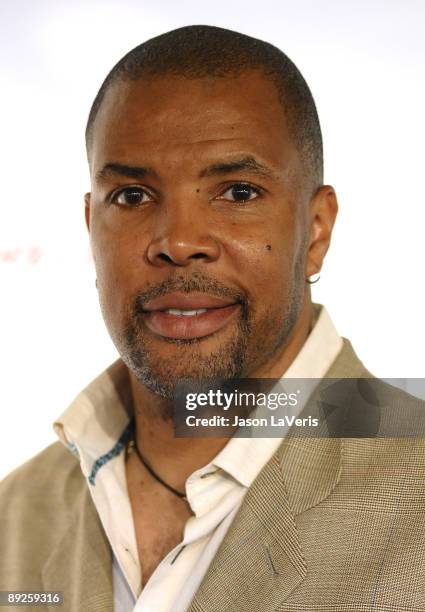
[142,292,240,340]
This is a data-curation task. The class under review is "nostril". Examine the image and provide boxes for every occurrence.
[158,253,174,264]
[190,253,208,260]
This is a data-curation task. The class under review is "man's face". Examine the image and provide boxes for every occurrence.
[86,70,319,398]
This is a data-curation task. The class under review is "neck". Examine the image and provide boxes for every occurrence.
[129,298,314,489]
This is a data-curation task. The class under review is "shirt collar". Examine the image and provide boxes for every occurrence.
[54,360,133,480]
[210,304,343,487]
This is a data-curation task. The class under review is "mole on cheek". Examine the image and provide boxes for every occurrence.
[265,244,272,251]
[196,188,200,193]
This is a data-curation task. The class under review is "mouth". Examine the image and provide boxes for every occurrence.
[141,292,241,340]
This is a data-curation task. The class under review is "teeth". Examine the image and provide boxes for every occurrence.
[166,308,207,316]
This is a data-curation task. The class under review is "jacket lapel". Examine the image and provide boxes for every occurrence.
[41,485,113,612]
[189,339,368,612]
[189,451,307,612]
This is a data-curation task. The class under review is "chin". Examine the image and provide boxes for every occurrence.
[121,329,249,400]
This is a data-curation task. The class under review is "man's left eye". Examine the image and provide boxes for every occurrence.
[219,183,261,203]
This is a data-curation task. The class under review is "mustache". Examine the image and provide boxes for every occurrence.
[132,272,249,316]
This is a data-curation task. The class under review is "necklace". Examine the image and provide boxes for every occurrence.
[127,438,187,501]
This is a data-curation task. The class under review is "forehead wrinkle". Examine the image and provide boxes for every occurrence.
[94,134,289,184]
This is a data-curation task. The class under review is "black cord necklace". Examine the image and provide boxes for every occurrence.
[128,438,187,501]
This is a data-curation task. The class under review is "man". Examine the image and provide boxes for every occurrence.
[1,25,425,612]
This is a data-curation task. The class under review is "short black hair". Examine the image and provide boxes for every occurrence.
[86,25,323,188]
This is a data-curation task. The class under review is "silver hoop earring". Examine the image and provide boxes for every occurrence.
[306,273,321,284]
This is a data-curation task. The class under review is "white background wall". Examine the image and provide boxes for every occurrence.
[1,0,424,479]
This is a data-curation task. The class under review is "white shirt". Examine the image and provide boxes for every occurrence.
[53,305,342,612]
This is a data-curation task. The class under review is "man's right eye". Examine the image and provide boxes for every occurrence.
[111,187,153,207]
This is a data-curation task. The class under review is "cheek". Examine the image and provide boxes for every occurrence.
[222,224,297,300]
[90,214,146,317]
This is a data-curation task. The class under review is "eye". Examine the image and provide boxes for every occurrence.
[111,186,153,207]
[218,183,261,203]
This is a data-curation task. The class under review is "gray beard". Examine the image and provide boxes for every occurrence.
[123,313,250,399]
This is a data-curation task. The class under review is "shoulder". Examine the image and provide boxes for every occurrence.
[0,441,85,547]
[318,338,425,436]
[347,375,425,437]
[333,378,425,508]
[0,441,82,504]
[0,442,87,589]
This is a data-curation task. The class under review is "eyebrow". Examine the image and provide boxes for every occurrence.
[95,163,159,182]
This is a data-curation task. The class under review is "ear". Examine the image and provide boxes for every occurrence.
[305,185,338,278]
[84,193,91,232]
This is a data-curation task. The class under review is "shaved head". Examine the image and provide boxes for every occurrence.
[85,25,323,191]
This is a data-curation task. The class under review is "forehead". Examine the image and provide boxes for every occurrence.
[90,70,297,174]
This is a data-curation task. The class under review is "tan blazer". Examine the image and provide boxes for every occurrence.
[1,339,425,611]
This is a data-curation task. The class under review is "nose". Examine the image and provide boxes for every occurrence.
[146,207,221,268]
